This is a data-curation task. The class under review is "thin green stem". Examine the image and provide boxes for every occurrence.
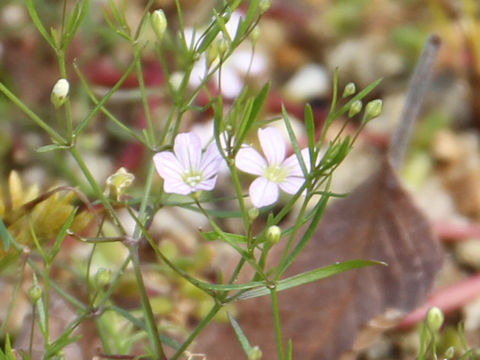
[270,287,285,360]
[133,47,155,147]
[129,243,167,360]
[69,147,123,230]
[0,82,65,144]
[171,303,222,360]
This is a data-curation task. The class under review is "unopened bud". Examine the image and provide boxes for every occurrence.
[342,82,356,98]
[28,284,42,303]
[348,100,362,118]
[95,268,112,287]
[105,167,135,201]
[444,346,454,359]
[248,346,263,360]
[267,225,281,244]
[51,78,69,109]
[364,99,383,121]
[250,25,261,45]
[258,0,271,14]
[248,207,259,222]
[426,306,444,333]
[151,9,167,43]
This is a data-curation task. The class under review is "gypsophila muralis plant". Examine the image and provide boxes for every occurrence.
[0,0,385,359]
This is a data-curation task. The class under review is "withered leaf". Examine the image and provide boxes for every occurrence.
[197,158,443,359]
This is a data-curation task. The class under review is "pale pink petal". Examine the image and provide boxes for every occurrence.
[194,176,218,192]
[163,178,193,195]
[235,146,267,175]
[282,148,311,176]
[258,127,286,165]
[249,177,279,208]
[200,142,222,178]
[174,132,202,170]
[279,176,305,195]
[153,152,184,181]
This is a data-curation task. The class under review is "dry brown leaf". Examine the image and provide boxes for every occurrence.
[197,159,443,359]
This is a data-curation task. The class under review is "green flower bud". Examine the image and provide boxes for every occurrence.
[250,25,261,45]
[364,99,383,121]
[426,306,444,333]
[348,100,362,118]
[267,225,281,244]
[444,346,455,359]
[51,78,69,109]
[95,268,112,287]
[105,167,135,201]
[151,9,167,43]
[248,207,259,221]
[342,82,356,98]
[248,346,263,360]
[259,0,271,14]
[28,284,42,304]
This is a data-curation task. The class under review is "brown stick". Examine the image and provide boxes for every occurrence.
[389,34,441,169]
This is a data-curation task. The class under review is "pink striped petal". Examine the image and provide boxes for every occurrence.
[235,146,267,176]
[258,127,286,165]
[249,177,279,208]
[174,132,202,170]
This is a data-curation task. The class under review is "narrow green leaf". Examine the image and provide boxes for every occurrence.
[201,230,247,243]
[238,259,383,301]
[50,208,77,259]
[0,217,13,251]
[282,105,307,177]
[228,312,253,355]
[304,103,316,168]
[26,0,55,48]
[36,144,71,152]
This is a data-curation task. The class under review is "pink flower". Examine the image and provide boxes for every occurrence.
[235,127,309,208]
[153,132,222,195]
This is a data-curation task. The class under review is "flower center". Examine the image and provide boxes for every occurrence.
[182,170,204,188]
[264,164,288,183]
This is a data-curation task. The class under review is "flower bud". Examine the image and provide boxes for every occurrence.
[258,0,271,14]
[444,346,454,359]
[105,167,135,201]
[250,25,261,45]
[267,225,281,244]
[348,100,362,118]
[248,346,263,360]
[364,99,383,121]
[426,306,444,333]
[342,82,356,98]
[151,9,167,43]
[248,207,259,221]
[51,78,69,109]
[95,268,112,287]
[28,284,42,304]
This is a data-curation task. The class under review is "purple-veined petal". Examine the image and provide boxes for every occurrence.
[258,127,286,166]
[282,148,311,177]
[153,152,184,181]
[249,177,279,208]
[235,146,267,175]
[194,176,218,192]
[279,175,305,195]
[200,142,222,178]
[163,178,193,195]
[174,132,202,171]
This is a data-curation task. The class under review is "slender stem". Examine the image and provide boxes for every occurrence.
[171,303,222,360]
[69,147,123,230]
[129,243,167,360]
[389,34,441,169]
[0,82,65,144]
[270,287,284,360]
